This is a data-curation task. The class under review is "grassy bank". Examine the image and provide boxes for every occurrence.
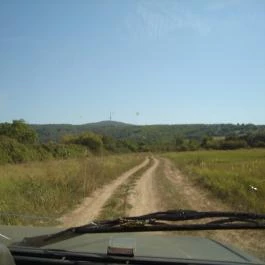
[0,154,144,226]
[164,149,265,213]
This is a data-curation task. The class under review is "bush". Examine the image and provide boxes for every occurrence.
[63,132,103,153]
[0,136,87,165]
[0,120,38,144]
[220,139,248,150]
[0,136,35,163]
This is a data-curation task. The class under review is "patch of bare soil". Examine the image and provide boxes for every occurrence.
[128,158,161,216]
[58,157,149,227]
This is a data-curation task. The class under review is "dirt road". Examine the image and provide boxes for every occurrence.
[58,156,264,260]
[128,158,160,216]
[59,157,149,227]
[162,158,229,211]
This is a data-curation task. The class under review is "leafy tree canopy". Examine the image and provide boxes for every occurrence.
[0,119,38,144]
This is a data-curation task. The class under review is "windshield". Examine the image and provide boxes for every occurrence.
[0,0,265,263]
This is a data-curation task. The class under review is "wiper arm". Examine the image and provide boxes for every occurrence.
[127,210,265,221]
[13,210,265,248]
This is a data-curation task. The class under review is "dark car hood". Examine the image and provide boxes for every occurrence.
[0,225,263,264]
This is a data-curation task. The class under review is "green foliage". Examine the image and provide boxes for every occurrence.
[32,121,265,152]
[0,136,38,163]
[0,135,87,164]
[102,135,117,151]
[120,139,138,152]
[220,139,248,149]
[41,143,87,159]
[243,132,265,147]
[2,121,265,154]
[62,132,103,152]
[175,135,184,150]
[201,133,264,150]
[0,120,38,144]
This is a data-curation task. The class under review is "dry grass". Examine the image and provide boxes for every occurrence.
[0,154,144,226]
[164,149,265,213]
[159,153,265,261]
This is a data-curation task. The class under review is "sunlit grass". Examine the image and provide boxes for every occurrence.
[155,157,265,261]
[0,154,144,225]
[164,149,265,213]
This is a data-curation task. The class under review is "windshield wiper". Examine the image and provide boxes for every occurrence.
[14,210,265,248]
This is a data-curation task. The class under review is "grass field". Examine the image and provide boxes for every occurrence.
[164,149,265,213]
[0,154,143,226]
[155,156,265,260]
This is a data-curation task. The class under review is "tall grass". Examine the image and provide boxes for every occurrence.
[157,156,265,261]
[0,154,144,226]
[164,149,265,213]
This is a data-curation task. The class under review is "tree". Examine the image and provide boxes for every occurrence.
[175,135,184,151]
[0,120,38,144]
[62,132,103,152]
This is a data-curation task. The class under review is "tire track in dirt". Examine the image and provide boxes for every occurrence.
[128,158,160,216]
[59,157,149,227]
[162,158,229,211]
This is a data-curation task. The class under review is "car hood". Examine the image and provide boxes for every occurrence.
[0,225,263,264]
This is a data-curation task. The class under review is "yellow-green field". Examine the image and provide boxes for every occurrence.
[0,154,143,225]
[164,149,265,213]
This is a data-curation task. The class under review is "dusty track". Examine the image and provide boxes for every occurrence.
[128,158,160,216]
[58,156,264,260]
[126,157,264,259]
[59,157,149,227]
[162,158,229,211]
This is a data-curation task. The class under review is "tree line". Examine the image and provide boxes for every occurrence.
[1,120,265,164]
[0,120,140,164]
[0,120,87,164]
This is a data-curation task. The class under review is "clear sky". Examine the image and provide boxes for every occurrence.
[0,0,265,125]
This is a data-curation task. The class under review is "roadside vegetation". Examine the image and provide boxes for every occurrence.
[0,120,88,164]
[0,154,143,226]
[154,157,265,261]
[0,120,142,165]
[164,149,265,213]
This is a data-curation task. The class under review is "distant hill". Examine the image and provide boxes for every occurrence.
[31,121,265,145]
[31,121,134,143]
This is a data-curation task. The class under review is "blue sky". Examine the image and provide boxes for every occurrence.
[0,0,265,125]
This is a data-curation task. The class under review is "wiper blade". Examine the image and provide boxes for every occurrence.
[127,210,265,221]
[14,210,265,248]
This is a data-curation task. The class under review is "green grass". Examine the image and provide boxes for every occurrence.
[154,157,265,261]
[0,154,144,226]
[164,149,265,213]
